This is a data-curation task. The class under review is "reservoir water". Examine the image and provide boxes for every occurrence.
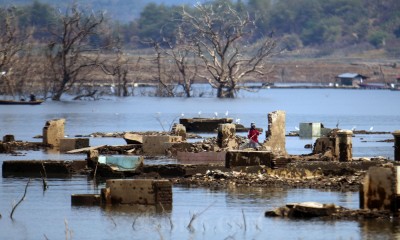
[0,88,399,239]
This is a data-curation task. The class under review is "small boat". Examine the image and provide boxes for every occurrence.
[0,99,44,105]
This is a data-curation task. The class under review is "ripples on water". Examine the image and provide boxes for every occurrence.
[0,89,399,239]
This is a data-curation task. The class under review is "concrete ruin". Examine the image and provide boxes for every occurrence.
[360,166,395,211]
[142,135,182,155]
[299,122,331,138]
[336,130,353,162]
[172,124,187,141]
[313,129,353,161]
[176,151,226,164]
[217,123,238,149]
[263,110,287,155]
[59,138,90,152]
[43,118,65,148]
[226,150,274,168]
[179,117,233,132]
[71,179,173,210]
[394,130,400,161]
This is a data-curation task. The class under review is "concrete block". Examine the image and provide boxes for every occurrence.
[177,151,226,164]
[336,130,353,162]
[142,135,182,155]
[59,138,90,152]
[43,118,65,148]
[105,179,172,206]
[226,150,274,168]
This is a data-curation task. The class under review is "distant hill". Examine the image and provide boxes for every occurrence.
[0,0,200,22]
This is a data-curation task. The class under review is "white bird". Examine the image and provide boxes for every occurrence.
[295,126,299,131]
[351,126,356,131]
[198,111,202,117]
[214,112,218,118]
[181,113,185,117]
[235,118,241,124]
[369,126,374,131]
[225,110,229,117]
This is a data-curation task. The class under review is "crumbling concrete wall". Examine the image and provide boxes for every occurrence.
[226,150,274,168]
[43,118,65,148]
[104,179,172,207]
[59,138,89,152]
[263,110,286,155]
[142,135,182,155]
[360,166,394,211]
[313,137,337,160]
[217,123,237,149]
[177,151,226,164]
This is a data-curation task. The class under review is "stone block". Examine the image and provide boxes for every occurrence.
[59,138,90,152]
[43,118,65,148]
[177,151,226,164]
[142,135,182,155]
[226,150,274,168]
[105,179,172,206]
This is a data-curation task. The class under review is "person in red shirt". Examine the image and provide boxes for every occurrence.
[248,123,260,149]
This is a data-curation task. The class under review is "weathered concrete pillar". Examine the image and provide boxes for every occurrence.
[217,123,237,149]
[393,130,400,161]
[336,130,353,162]
[173,124,187,141]
[43,118,65,148]
[263,110,286,155]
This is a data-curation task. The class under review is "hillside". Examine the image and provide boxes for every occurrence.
[0,0,197,22]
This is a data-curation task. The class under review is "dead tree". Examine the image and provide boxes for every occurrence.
[182,3,279,98]
[0,7,32,99]
[99,39,131,97]
[150,40,175,97]
[163,31,198,97]
[46,6,105,101]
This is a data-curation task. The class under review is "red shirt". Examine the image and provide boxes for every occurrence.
[248,128,260,142]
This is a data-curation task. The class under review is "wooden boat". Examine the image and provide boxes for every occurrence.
[0,99,44,105]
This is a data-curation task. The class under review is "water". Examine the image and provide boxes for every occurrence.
[0,88,399,239]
